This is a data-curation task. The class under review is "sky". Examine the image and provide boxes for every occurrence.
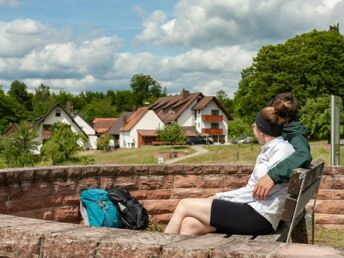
[0,0,343,98]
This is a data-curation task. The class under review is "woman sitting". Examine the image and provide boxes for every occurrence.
[164,106,295,236]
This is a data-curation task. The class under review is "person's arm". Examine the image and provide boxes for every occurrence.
[253,134,312,200]
[267,134,312,184]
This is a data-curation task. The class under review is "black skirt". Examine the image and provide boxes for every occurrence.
[210,199,274,235]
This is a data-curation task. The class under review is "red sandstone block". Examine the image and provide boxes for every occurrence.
[114,165,135,176]
[54,206,80,223]
[43,227,124,258]
[13,208,55,221]
[150,213,171,224]
[6,196,63,213]
[145,189,172,199]
[238,164,254,174]
[219,164,240,174]
[171,188,204,199]
[8,181,52,199]
[115,176,138,190]
[130,190,148,199]
[138,175,174,190]
[62,195,80,206]
[174,175,198,188]
[326,176,344,189]
[212,240,283,257]
[315,200,344,214]
[97,230,186,258]
[197,175,225,188]
[315,214,344,224]
[53,179,77,194]
[143,199,179,214]
[332,190,344,200]
[77,177,99,192]
[222,174,248,188]
[317,189,333,200]
[81,166,99,177]
[319,175,327,189]
[199,188,228,198]
[100,177,114,189]
[162,234,228,258]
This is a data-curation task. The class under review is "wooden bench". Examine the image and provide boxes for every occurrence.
[211,159,325,243]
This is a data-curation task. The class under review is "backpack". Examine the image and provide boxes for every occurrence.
[80,188,121,228]
[107,186,149,230]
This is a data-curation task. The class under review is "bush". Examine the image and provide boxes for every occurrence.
[97,134,112,151]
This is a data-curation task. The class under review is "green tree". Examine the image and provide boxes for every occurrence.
[81,98,117,123]
[227,118,253,141]
[216,90,233,115]
[234,27,344,122]
[42,122,86,165]
[0,121,40,168]
[299,95,332,139]
[97,133,112,151]
[8,80,33,112]
[32,84,56,118]
[130,74,161,106]
[158,122,186,145]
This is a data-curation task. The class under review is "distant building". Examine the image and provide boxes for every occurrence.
[119,107,164,148]
[149,90,231,143]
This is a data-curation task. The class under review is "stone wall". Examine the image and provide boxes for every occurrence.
[1,214,343,258]
[0,164,343,227]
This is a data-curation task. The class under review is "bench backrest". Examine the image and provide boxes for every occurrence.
[281,159,324,223]
[276,159,325,243]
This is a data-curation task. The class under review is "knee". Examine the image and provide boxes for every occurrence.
[180,217,199,235]
[176,198,191,213]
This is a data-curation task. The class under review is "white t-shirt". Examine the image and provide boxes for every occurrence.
[215,136,295,230]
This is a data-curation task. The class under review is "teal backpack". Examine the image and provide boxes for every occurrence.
[80,188,121,228]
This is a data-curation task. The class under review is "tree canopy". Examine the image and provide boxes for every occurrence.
[158,122,186,145]
[234,27,344,122]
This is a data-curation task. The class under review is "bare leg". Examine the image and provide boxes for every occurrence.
[164,198,213,234]
[180,217,216,235]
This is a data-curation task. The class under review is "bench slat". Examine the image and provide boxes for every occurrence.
[281,179,321,222]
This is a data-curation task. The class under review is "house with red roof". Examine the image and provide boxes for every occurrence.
[149,90,231,143]
[119,107,164,148]
[92,118,118,136]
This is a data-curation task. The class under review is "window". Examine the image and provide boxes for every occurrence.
[55,109,61,117]
[211,123,219,129]
[211,109,219,115]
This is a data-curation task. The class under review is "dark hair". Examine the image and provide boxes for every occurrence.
[269,92,298,122]
[255,107,288,137]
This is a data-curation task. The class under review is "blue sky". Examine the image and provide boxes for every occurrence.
[0,0,343,97]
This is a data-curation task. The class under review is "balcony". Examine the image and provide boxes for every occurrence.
[202,115,223,122]
[202,128,223,135]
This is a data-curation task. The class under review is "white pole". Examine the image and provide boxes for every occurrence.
[330,95,340,166]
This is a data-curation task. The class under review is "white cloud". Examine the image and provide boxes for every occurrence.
[135,0,344,48]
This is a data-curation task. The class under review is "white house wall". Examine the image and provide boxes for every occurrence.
[177,99,197,126]
[119,110,164,148]
[74,115,97,149]
[37,107,87,150]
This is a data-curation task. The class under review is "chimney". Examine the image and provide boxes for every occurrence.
[181,89,190,99]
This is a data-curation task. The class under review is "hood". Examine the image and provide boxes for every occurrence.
[282,120,308,139]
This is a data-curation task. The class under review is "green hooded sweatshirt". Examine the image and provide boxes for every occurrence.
[267,121,312,184]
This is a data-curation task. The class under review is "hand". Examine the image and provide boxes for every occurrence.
[253,175,275,200]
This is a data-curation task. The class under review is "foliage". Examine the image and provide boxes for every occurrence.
[97,133,113,151]
[130,74,162,106]
[32,84,56,118]
[234,27,344,123]
[216,90,233,115]
[42,122,86,165]
[80,98,117,123]
[227,118,253,140]
[299,95,333,139]
[158,122,186,145]
[0,121,40,168]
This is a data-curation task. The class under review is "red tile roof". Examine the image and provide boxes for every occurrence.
[149,92,203,122]
[137,130,159,136]
[120,107,149,132]
[93,118,118,134]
